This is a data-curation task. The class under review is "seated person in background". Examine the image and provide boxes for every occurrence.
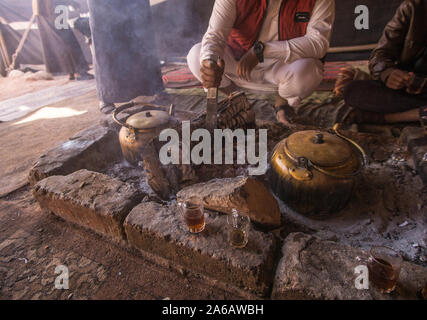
[344,0,427,125]
[187,0,335,126]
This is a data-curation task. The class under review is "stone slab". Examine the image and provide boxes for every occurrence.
[177,176,281,229]
[124,201,279,296]
[28,125,121,186]
[399,127,425,146]
[272,233,427,300]
[33,169,143,241]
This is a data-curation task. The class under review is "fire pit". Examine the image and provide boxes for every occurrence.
[28,95,427,299]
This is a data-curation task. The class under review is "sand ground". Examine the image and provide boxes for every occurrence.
[0,75,244,300]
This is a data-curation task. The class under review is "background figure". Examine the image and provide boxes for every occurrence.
[33,0,92,80]
[87,0,164,114]
[343,0,427,124]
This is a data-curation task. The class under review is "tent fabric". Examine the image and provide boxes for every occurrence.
[330,0,402,47]
[150,0,404,61]
[0,0,409,75]
[36,15,89,75]
[0,0,91,76]
[0,22,43,65]
[88,0,164,103]
[0,0,89,23]
[0,0,33,23]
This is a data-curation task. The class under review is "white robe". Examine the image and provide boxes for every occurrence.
[187,0,335,106]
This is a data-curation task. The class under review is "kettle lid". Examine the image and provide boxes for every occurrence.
[126,110,170,129]
[285,130,353,168]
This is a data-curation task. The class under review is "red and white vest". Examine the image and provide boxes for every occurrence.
[227,0,317,60]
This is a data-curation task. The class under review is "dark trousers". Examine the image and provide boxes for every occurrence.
[87,0,163,103]
[344,80,427,113]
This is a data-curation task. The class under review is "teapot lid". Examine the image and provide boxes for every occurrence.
[126,110,170,129]
[284,130,353,167]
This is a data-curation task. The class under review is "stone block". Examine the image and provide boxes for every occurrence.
[29,125,121,186]
[399,127,425,146]
[33,169,143,241]
[124,201,278,296]
[272,233,427,300]
[177,177,281,229]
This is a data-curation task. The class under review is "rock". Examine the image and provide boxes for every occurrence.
[399,127,425,146]
[33,169,143,241]
[272,233,427,300]
[372,149,389,162]
[124,202,278,296]
[8,70,24,78]
[24,71,54,81]
[408,137,427,184]
[177,176,281,229]
[29,125,121,186]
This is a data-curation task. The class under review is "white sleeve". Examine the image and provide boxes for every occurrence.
[200,0,237,63]
[264,0,335,63]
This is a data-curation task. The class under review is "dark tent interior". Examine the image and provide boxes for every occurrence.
[1,0,404,76]
[0,0,90,76]
[151,0,403,61]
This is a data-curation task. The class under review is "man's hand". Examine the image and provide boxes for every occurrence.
[237,48,259,81]
[200,58,225,89]
[386,69,412,90]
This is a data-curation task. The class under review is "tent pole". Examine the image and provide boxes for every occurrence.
[0,26,11,67]
[328,44,378,53]
[8,14,37,71]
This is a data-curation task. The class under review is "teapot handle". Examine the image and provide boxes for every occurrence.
[333,123,368,167]
[112,102,135,129]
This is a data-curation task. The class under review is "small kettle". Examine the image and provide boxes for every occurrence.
[113,103,178,165]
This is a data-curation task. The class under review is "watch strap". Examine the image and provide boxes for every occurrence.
[254,41,265,63]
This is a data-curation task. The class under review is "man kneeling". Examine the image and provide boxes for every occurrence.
[344,0,427,125]
[187,0,335,126]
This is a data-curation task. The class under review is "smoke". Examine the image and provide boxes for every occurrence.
[149,0,215,60]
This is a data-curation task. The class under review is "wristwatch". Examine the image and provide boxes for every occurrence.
[253,41,265,63]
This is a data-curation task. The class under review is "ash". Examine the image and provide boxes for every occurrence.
[278,155,427,267]
[104,159,156,198]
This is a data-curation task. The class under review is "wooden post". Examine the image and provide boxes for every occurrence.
[327,44,378,53]
[0,24,11,68]
[32,0,40,16]
[8,14,37,71]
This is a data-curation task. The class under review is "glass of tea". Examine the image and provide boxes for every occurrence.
[179,199,205,234]
[227,209,250,249]
[367,246,403,294]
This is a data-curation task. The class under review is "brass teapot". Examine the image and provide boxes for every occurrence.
[113,103,178,165]
[269,124,367,218]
